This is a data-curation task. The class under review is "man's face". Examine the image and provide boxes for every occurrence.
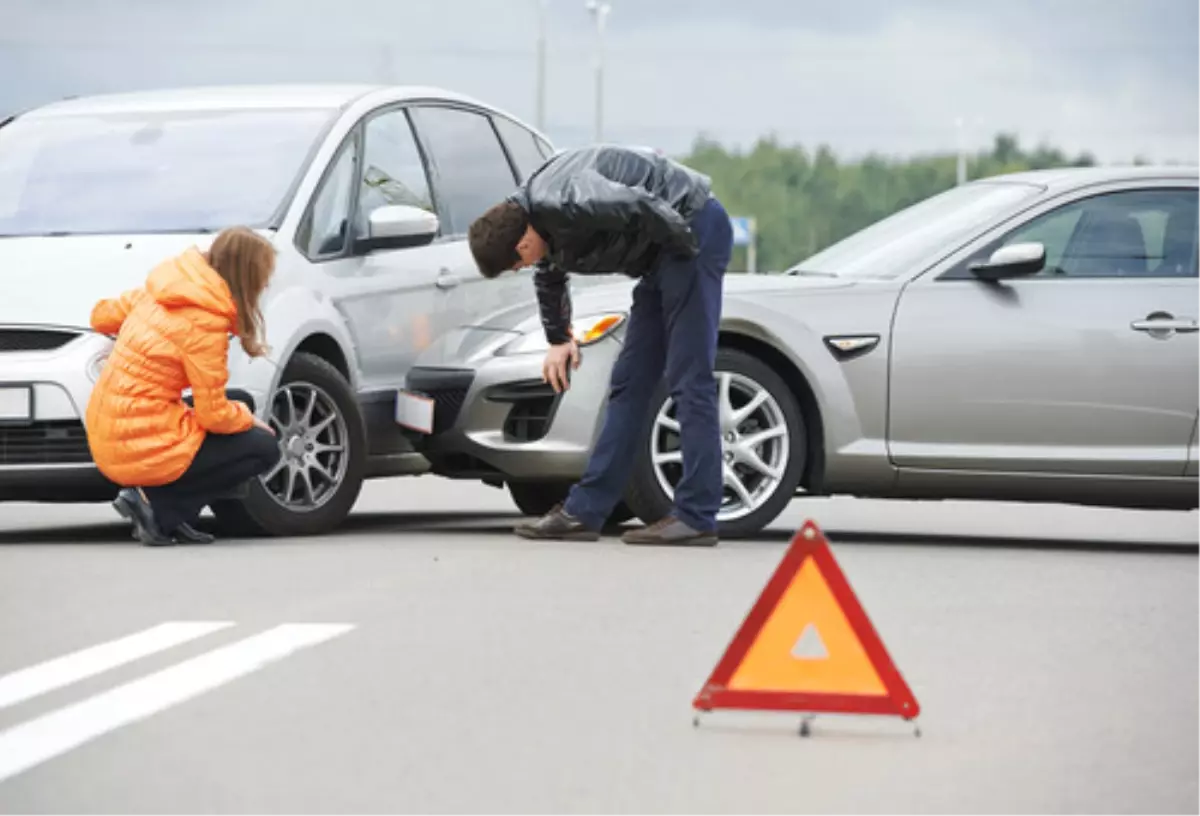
[514,225,548,269]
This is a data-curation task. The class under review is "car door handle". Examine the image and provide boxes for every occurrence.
[435,271,461,290]
[1131,316,1199,334]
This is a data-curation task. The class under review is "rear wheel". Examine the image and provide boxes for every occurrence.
[507,480,634,526]
[623,348,807,538]
[212,352,366,537]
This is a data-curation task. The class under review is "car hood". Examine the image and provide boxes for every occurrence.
[0,233,255,329]
[466,272,855,333]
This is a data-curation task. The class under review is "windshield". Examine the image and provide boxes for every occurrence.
[0,107,336,236]
[787,181,1045,279]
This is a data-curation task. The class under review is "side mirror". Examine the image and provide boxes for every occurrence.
[969,242,1046,282]
[359,205,439,252]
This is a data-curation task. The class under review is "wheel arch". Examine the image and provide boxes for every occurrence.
[718,328,827,493]
[293,333,351,382]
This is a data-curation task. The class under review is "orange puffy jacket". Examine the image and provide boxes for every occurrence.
[85,247,255,487]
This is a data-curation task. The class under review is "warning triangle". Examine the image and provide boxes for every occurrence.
[694,520,919,720]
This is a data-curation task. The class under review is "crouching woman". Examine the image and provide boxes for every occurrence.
[85,226,281,546]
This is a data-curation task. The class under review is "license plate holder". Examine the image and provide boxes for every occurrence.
[0,385,33,426]
[395,389,435,435]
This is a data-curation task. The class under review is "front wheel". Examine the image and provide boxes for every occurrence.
[212,352,366,537]
[623,348,808,539]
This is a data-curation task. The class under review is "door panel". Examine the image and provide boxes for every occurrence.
[329,241,464,390]
[344,107,455,388]
[889,187,1199,477]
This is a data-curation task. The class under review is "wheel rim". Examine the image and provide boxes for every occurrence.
[260,381,349,513]
[650,371,790,523]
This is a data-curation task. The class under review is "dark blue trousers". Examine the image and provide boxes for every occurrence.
[563,196,732,531]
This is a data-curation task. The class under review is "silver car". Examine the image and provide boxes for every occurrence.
[0,84,559,535]
[401,166,1199,536]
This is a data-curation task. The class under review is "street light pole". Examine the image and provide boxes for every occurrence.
[535,0,547,132]
[585,0,610,143]
[955,116,966,186]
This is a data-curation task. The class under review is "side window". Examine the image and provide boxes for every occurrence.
[298,135,358,258]
[951,189,1198,279]
[492,116,550,182]
[355,109,434,239]
[407,106,521,235]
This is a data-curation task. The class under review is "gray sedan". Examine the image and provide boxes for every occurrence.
[400,166,1199,536]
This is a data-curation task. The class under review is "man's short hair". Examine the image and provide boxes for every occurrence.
[468,201,529,278]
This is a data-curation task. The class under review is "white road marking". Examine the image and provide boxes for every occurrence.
[0,621,234,711]
[0,623,354,783]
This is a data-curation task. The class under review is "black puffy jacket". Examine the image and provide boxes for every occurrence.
[508,145,712,345]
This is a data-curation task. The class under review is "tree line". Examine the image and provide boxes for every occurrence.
[676,133,1106,273]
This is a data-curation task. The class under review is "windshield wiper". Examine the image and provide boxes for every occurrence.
[786,268,837,278]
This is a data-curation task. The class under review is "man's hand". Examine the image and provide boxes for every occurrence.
[542,340,581,393]
[252,415,277,437]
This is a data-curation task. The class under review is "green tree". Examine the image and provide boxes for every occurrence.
[678,132,1103,273]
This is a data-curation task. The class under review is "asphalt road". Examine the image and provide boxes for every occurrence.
[0,478,1196,814]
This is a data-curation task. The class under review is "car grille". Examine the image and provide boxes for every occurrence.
[428,388,468,433]
[486,381,560,443]
[0,420,93,465]
[504,398,557,442]
[0,329,80,353]
[404,368,476,434]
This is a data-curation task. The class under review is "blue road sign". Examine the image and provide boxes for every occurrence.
[729,216,753,247]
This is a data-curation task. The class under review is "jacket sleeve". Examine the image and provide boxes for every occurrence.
[179,330,255,434]
[533,261,573,346]
[89,290,140,336]
[566,169,699,258]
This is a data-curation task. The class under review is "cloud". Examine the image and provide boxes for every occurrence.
[1,0,1195,162]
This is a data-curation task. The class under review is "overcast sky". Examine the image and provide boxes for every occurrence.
[3,0,1196,162]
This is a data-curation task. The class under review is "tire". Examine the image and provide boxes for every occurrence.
[212,352,367,537]
[623,347,807,539]
[507,480,635,526]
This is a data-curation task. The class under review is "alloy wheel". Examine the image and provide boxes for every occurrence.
[261,382,349,513]
[650,371,790,522]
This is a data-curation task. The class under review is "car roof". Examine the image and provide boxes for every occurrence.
[19,83,521,122]
[984,165,1199,191]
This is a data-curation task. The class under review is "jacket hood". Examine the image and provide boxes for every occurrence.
[146,247,237,323]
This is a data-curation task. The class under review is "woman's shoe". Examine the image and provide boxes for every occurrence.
[112,488,174,547]
[171,523,215,545]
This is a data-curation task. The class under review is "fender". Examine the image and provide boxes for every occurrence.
[226,281,359,412]
[719,297,867,441]
[718,290,899,493]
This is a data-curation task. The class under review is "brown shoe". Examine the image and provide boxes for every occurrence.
[514,504,600,541]
[621,516,718,547]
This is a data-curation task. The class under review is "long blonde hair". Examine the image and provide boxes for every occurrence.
[205,226,275,358]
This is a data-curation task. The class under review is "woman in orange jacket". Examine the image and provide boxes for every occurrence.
[85,226,282,546]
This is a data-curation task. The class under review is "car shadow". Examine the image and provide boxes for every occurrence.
[745,526,1197,555]
[332,512,1199,554]
[0,510,522,546]
[0,510,1193,554]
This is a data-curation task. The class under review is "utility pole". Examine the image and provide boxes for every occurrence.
[585,0,611,143]
[535,0,547,132]
[955,116,966,186]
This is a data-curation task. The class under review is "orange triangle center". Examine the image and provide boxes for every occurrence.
[727,558,887,696]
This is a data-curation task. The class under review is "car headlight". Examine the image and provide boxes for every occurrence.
[86,350,110,382]
[499,312,626,356]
